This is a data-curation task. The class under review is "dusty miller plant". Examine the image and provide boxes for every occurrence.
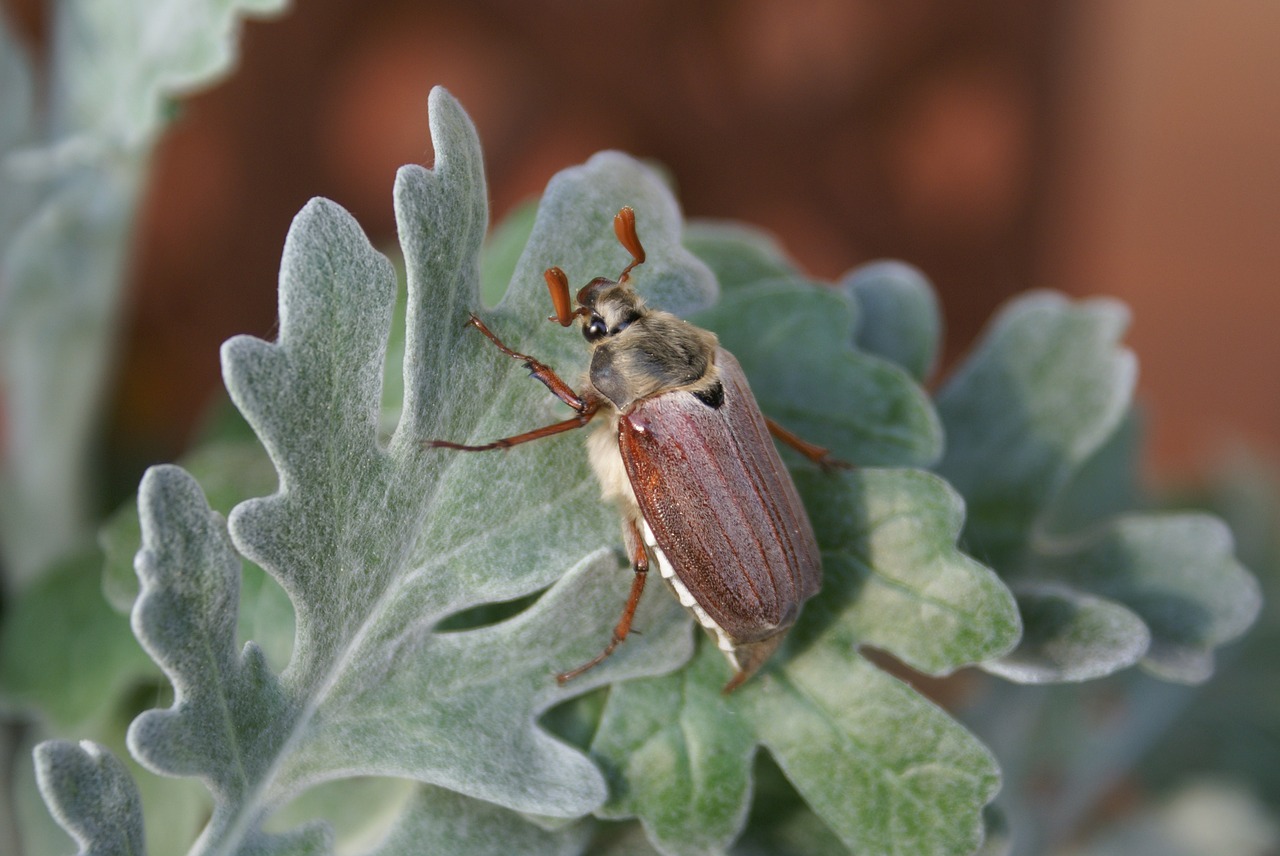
[0,4,1264,855]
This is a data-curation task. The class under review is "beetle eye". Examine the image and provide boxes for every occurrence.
[584,316,608,342]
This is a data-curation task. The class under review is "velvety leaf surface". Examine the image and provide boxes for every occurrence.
[935,292,1136,568]
[935,291,1258,686]
[592,469,1019,856]
[1029,515,1260,683]
[128,464,303,847]
[682,220,803,291]
[33,740,145,856]
[100,440,279,611]
[119,90,699,853]
[841,260,941,383]
[366,784,592,856]
[1038,410,1145,537]
[693,279,942,468]
[98,436,295,675]
[981,584,1149,684]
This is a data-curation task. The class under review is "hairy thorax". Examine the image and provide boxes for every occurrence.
[582,305,723,523]
[588,309,720,411]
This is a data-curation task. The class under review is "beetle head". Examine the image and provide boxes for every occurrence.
[545,207,648,345]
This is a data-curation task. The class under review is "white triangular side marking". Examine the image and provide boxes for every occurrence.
[642,520,741,666]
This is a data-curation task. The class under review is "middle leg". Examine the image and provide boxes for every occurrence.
[427,400,600,452]
[555,517,650,685]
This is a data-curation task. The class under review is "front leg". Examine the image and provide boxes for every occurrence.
[465,314,588,412]
[426,314,601,451]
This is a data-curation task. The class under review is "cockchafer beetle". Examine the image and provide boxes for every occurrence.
[429,207,842,692]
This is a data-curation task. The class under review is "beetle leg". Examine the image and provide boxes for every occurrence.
[555,518,650,685]
[764,417,853,471]
[428,400,600,452]
[464,313,589,412]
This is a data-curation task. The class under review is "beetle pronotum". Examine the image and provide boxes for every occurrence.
[430,207,840,691]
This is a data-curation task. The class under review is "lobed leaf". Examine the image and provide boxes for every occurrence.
[1029,514,1260,683]
[981,584,1149,684]
[937,292,1259,686]
[682,220,804,292]
[33,740,145,856]
[121,89,701,852]
[129,464,298,842]
[592,469,1018,855]
[934,292,1136,568]
[693,279,942,468]
[841,260,941,383]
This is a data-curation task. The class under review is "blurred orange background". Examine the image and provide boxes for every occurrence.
[9,0,1278,493]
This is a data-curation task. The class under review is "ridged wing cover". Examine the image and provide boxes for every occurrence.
[618,349,821,644]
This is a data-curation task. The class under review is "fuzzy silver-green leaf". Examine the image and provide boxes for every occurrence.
[842,260,941,383]
[33,740,145,856]
[123,88,698,853]
[592,469,1018,856]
